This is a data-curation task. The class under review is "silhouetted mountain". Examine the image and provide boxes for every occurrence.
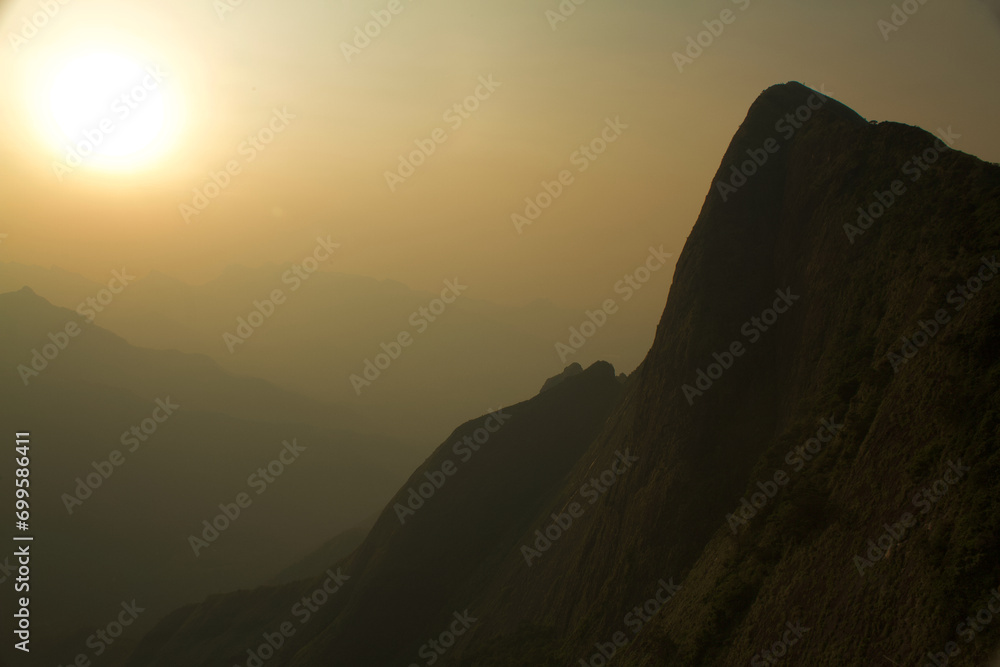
[0,289,422,666]
[123,361,625,666]
[441,82,1000,666]
[124,82,1000,665]
[0,286,360,429]
[539,362,583,393]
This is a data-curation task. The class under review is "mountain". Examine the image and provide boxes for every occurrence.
[0,289,422,666]
[0,262,668,444]
[123,81,1000,665]
[122,361,625,666]
[267,514,377,586]
[441,81,1000,665]
[539,361,584,392]
[1,285,360,430]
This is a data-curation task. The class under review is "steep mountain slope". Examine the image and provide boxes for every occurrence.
[125,81,999,666]
[440,82,1000,665]
[123,362,625,667]
[0,290,422,666]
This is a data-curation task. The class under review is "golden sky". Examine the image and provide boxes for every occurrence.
[0,0,998,314]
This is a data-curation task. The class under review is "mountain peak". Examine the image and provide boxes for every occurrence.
[721,83,868,177]
[749,81,866,125]
[0,285,46,306]
[540,361,616,394]
[672,82,872,270]
[540,362,584,393]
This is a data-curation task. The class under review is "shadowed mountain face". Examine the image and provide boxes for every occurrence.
[119,82,1000,665]
[0,289,422,666]
[441,82,1000,666]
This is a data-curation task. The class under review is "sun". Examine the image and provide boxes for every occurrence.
[43,50,180,175]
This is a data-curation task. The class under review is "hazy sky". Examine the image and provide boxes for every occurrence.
[1,0,998,317]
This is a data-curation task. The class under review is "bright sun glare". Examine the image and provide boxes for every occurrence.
[45,50,178,174]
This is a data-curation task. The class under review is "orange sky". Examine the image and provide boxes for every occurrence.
[1,0,998,317]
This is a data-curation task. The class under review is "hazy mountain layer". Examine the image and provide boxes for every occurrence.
[0,262,667,444]
[0,289,421,666]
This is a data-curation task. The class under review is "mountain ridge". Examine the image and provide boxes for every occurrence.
[117,81,1000,665]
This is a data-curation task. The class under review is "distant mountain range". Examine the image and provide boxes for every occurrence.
[0,288,423,665]
[0,260,667,444]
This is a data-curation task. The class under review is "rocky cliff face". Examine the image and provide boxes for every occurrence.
[442,81,1000,666]
[126,82,1000,666]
